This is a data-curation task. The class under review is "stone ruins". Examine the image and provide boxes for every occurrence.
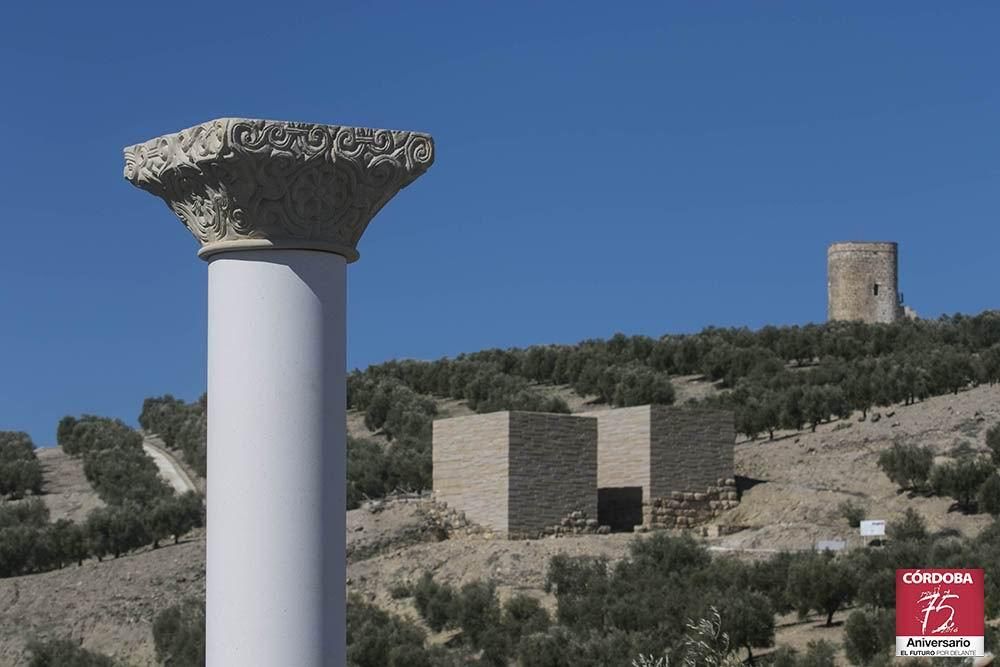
[432,405,737,538]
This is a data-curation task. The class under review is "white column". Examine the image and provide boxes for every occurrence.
[123,118,434,667]
[207,249,345,665]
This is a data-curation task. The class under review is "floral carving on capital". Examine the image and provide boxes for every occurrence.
[123,118,434,260]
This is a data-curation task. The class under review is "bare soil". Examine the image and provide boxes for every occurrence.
[0,531,205,666]
[717,384,999,551]
[345,382,1000,662]
[34,447,104,523]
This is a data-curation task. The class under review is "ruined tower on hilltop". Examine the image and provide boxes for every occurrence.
[827,241,908,323]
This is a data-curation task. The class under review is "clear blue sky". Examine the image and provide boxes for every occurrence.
[1,3,997,446]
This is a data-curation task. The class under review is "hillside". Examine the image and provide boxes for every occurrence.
[717,384,998,550]
[344,382,999,663]
[4,378,994,664]
[34,447,104,524]
[4,315,1000,665]
[0,427,206,666]
[0,530,205,666]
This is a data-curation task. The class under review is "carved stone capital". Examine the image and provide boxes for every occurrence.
[123,118,434,261]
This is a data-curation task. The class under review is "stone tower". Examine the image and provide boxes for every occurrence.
[827,241,903,323]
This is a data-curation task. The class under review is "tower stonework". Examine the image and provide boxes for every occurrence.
[827,241,903,323]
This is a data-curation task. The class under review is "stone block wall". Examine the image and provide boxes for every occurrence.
[432,411,598,538]
[649,406,735,500]
[827,241,902,324]
[589,406,651,497]
[507,412,597,537]
[643,478,739,529]
[432,412,510,534]
[587,405,737,531]
[540,508,608,537]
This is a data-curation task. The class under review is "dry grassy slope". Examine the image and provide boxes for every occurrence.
[718,383,999,551]
[0,442,204,665]
[34,447,104,523]
[0,532,205,666]
[3,379,996,665]
[346,380,1000,662]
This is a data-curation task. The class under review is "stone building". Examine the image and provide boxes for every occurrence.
[431,411,597,538]
[585,405,736,531]
[432,405,738,538]
[827,241,908,323]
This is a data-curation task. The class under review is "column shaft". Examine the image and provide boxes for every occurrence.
[206,249,346,666]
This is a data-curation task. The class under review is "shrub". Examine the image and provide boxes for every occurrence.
[0,431,42,499]
[768,647,801,667]
[748,551,796,614]
[346,436,432,510]
[412,572,457,632]
[838,500,866,527]
[24,639,116,667]
[58,416,142,457]
[516,626,574,667]
[148,491,204,547]
[987,424,1000,465]
[362,380,436,441]
[887,508,928,542]
[786,552,857,626]
[930,456,995,512]
[138,395,187,441]
[799,640,837,667]
[877,443,934,492]
[610,366,675,407]
[347,594,441,667]
[716,589,775,664]
[346,437,388,509]
[455,580,502,648]
[389,581,412,599]
[138,396,207,477]
[544,554,610,632]
[0,526,37,576]
[844,608,895,666]
[152,598,205,667]
[0,498,49,529]
[49,519,88,567]
[978,473,1000,516]
[83,446,172,508]
[852,555,896,609]
[502,594,550,646]
[85,505,149,560]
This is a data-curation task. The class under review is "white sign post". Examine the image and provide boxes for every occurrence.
[861,519,886,537]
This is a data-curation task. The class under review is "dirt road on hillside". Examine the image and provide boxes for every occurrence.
[142,436,197,494]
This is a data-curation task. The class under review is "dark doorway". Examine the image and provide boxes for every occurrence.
[598,487,643,532]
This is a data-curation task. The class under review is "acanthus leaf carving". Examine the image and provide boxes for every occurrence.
[123,118,434,261]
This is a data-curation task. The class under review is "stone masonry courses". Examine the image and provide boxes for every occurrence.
[584,405,738,531]
[432,405,739,539]
[432,411,598,539]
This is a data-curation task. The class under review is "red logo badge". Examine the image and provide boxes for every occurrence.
[896,569,985,657]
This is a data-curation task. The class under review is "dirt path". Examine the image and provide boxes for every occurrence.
[34,447,103,523]
[142,436,197,494]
